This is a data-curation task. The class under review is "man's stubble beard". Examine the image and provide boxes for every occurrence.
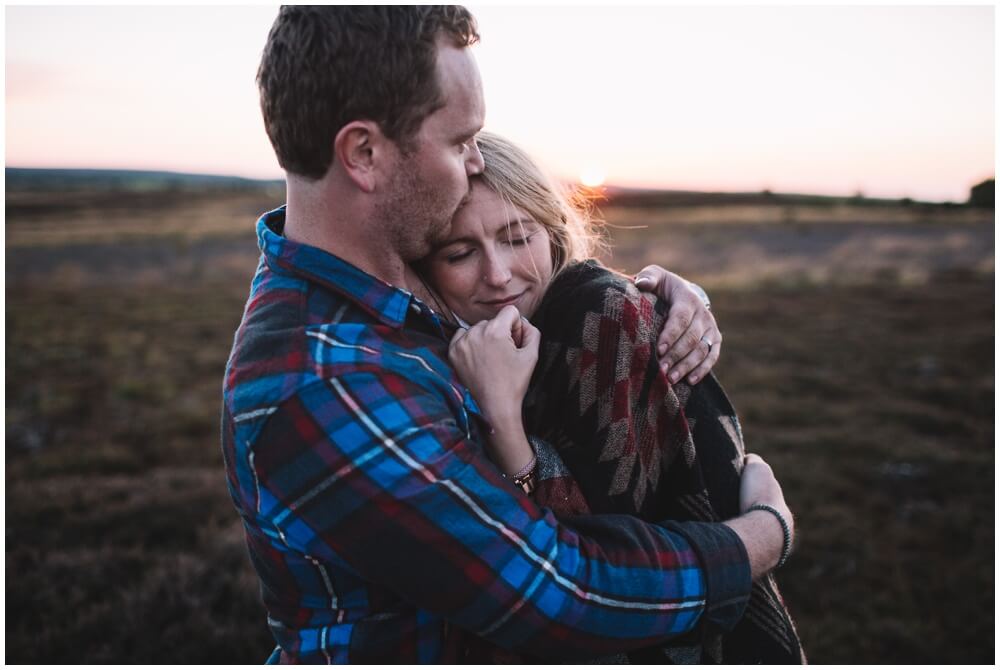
[375,159,461,263]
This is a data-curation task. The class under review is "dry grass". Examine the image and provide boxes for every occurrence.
[5,188,995,663]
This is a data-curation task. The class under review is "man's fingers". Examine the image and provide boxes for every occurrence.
[683,322,721,383]
[659,316,700,376]
[657,303,694,356]
[633,264,669,292]
[684,340,720,385]
[663,344,704,385]
[661,323,719,383]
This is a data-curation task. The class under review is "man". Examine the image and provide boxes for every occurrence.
[223,6,794,663]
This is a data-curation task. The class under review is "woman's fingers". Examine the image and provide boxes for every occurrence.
[447,307,539,425]
[519,318,540,359]
[484,305,524,345]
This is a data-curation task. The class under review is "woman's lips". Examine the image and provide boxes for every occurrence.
[477,290,526,308]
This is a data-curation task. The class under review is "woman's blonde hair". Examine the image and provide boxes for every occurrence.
[474,131,604,277]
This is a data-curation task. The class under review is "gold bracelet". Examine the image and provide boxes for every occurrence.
[505,454,537,494]
[512,470,536,495]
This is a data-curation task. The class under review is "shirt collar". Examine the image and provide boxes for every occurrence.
[256,206,413,328]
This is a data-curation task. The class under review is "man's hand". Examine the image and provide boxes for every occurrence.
[739,454,793,523]
[633,264,721,385]
[726,453,795,578]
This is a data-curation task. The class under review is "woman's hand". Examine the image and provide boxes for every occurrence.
[634,264,721,385]
[448,306,540,474]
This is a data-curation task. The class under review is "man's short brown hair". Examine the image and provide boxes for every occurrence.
[257,6,479,179]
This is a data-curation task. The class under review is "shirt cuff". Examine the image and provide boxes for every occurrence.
[658,519,751,633]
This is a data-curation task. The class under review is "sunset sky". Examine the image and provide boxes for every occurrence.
[5,4,995,202]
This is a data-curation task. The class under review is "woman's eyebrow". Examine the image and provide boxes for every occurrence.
[500,217,538,232]
[437,237,474,249]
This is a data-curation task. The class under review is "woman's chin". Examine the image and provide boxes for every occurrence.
[459,295,537,323]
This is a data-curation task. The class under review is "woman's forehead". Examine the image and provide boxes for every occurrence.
[452,185,534,234]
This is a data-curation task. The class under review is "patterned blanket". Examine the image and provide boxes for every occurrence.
[520,260,805,664]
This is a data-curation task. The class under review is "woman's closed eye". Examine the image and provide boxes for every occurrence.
[504,231,537,247]
[445,248,475,264]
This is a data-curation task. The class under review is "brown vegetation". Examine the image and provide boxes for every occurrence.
[5,187,994,663]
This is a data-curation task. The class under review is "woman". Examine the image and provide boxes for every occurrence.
[420,132,805,664]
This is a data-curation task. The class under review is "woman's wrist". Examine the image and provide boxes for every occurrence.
[496,439,537,495]
[484,403,525,433]
[486,431,535,476]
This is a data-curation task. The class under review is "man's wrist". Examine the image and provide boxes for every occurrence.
[747,503,793,568]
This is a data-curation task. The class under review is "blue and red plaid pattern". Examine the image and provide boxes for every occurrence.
[222,207,751,663]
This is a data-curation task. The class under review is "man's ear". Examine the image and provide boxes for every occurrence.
[333,120,385,193]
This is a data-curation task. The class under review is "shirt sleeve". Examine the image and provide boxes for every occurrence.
[249,369,750,659]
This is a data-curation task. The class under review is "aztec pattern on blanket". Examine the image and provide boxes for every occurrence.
[523,260,806,664]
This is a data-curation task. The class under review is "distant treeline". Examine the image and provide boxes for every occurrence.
[5,168,283,193]
[6,167,992,209]
[596,186,976,209]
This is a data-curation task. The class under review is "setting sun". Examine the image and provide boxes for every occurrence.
[579,166,606,188]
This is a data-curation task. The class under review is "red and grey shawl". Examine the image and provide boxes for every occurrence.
[521,260,805,664]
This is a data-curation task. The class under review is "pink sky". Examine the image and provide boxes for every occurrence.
[5,5,995,201]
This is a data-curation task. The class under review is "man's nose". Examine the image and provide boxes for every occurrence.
[466,139,485,176]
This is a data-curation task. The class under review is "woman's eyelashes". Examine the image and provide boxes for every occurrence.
[445,248,474,264]
[442,230,537,264]
[507,229,540,247]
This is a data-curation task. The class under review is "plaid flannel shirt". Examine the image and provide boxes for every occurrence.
[221,207,751,663]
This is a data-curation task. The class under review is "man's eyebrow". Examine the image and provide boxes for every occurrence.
[457,123,484,140]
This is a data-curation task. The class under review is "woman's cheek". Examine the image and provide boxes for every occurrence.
[453,265,480,312]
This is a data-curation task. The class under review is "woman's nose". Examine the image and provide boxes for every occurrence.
[481,254,512,288]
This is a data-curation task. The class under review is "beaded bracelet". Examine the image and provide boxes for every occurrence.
[509,454,537,481]
[503,454,537,494]
[748,503,792,569]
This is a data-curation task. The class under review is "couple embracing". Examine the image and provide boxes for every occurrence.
[223,5,805,664]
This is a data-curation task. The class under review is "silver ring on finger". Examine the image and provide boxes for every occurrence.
[700,335,713,353]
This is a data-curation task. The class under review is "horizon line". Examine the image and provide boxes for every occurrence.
[6,165,987,206]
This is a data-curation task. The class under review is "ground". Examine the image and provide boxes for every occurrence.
[5,187,994,663]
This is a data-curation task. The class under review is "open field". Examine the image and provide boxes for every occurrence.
[5,186,995,663]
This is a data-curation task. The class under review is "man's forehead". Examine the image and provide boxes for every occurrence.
[434,41,485,113]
